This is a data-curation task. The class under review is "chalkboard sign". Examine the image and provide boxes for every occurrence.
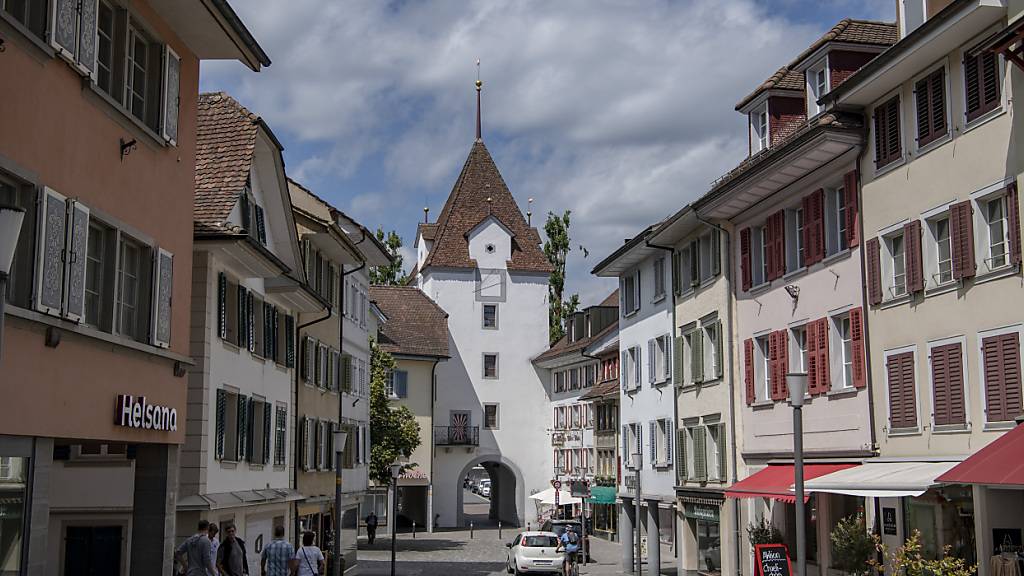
[755,543,792,576]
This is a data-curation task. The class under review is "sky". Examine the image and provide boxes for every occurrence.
[200,0,895,306]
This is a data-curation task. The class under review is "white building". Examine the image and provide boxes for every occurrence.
[593,224,677,574]
[411,96,554,527]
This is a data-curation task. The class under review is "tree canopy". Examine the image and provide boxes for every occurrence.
[544,210,580,344]
[368,339,421,485]
[370,228,406,285]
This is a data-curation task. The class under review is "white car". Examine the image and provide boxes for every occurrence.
[506,531,562,574]
[480,484,491,497]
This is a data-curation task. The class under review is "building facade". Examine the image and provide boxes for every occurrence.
[178,92,322,576]
[578,328,621,542]
[0,2,266,573]
[370,285,450,533]
[593,226,677,575]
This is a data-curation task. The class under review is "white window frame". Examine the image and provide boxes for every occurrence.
[883,344,921,434]
[832,312,854,390]
[751,225,768,287]
[750,102,770,153]
[703,321,718,380]
[786,207,805,273]
[790,325,808,373]
[482,353,499,379]
[756,334,771,401]
[807,58,829,117]
[968,181,1016,276]
[887,230,908,299]
[925,210,955,288]
[655,418,669,466]
[653,257,666,301]
[926,335,970,431]
[482,303,499,329]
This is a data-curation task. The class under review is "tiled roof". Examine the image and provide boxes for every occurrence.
[735,19,897,110]
[580,378,620,401]
[194,92,259,235]
[418,223,438,241]
[370,286,450,358]
[599,289,619,307]
[422,141,553,274]
[534,320,618,364]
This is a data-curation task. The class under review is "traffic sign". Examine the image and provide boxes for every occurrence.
[551,479,561,490]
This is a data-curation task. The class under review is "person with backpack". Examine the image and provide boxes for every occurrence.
[290,531,325,576]
[559,524,581,576]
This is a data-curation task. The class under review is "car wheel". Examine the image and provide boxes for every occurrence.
[506,557,514,574]
[513,561,524,576]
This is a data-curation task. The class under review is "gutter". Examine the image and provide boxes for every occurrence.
[693,214,744,576]
[206,0,272,68]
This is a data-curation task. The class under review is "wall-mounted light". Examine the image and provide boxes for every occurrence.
[785,284,800,300]
[45,326,61,348]
[119,138,137,162]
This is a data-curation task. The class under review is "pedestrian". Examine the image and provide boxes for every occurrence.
[365,511,378,545]
[216,523,249,576]
[260,525,293,576]
[176,519,218,576]
[290,531,325,576]
[208,523,220,573]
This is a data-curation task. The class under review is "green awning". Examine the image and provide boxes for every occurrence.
[587,486,617,505]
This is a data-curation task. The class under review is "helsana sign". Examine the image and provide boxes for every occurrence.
[114,395,178,432]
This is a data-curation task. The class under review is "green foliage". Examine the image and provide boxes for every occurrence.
[830,513,874,576]
[370,228,405,285]
[543,210,581,344]
[747,517,784,548]
[868,530,977,576]
[368,340,421,485]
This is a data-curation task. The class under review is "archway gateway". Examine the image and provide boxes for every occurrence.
[455,455,524,528]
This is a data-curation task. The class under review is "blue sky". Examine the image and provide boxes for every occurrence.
[200,0,895,305]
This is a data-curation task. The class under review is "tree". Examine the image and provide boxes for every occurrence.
[368,339,421,485]
[370,228,405,285]
[830,513,874,576]
[544,210,581,344]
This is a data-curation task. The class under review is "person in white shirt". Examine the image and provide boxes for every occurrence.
[290,531,325,576]
[208,523,220,574]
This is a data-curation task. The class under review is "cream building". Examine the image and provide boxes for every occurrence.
[370,285,450,532]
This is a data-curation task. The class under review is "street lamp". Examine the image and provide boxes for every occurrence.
[389,456,406,576]
[787,372,808,576]
[330,428,348,576]
[631,451,642,576]
[0,204,26,363]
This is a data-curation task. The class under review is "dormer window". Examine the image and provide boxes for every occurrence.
[238,184,267,246]
[807,60,829,116]
[750,105,769,153]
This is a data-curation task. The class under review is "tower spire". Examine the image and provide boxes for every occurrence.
[475,59,483,142]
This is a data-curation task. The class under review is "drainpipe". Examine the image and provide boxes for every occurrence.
[428,357,441,532]
[645,238,681,568]
[695,214,743,576]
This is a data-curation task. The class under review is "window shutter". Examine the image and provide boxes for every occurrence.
[904,221,924,293]
[950,200,976,279]
[672,251,681,295]
[849,308,867,389]
[875,97,901,167]
[161,46,181,144]
[397,371,409,398]
[246,290,255,352]
[619,279,625,314]
[773,210,786,280]
[887,352,917,429]
[692,330,704,384]
[665,335,674,382]
[744,339,755,405]
[717,424,728,481]
[965,51,1001,122]
[298,417,306,470]
[689,240,700,286]
[807,320,820,393]
[665,420,673,465]
[235,284,246,347]
[263,305,274,358]
[816,318,831,394]
[236,395,249,461]
[299,337,309,382]
[50,0,79,57]
[983,333,1022,423]
[63,200,89,322]
[634,269,641,311]
[254,204,267,245]
[620,351,628,390]
[777,330,789,399]
[673,335,683,386]
[342,355,352,393]
[915,70,947,147]
[715,322,724,380]
[768,331,781,401]
[801,194,815,266]
[676,429,687,482]
[866,238,883,305]
[150,249,173,347]
[1008,183,1021,265]
[649,421,656,466]
[810,189,826,265]
[263,402,272,465]
[844,170,860,247]
[765,213,778,281]
[634,346,642,388]
[694,427,707,482]
[215,389,226,460]
[711,229,722,277]
[647,339,655,384]
[740,228,752,291]
[218,273,227,339]
[285,315,295,367]
[931,343,964,426]
[35,188,69,316]
[622,425,628,468]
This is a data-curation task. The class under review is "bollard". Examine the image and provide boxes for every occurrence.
[470,522,474,539]
[527,522,531,532]
[412,521,416,539]
[498,521,502,539]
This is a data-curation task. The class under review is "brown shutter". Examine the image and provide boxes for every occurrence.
[915,68,946,147]
[1008,183,1021,266]
[844,170,860,248]
[777,330,790,399]
[744,339,755,405]
[802,193,814,265]
[904,220,924,293]
[816,318,831,394]
[966,51,1001,122]
[765,215,778,282]
[931,343,965,426]
[774,210,786,279]
[768,332,781,401]
[740,227,752,291]
[807,320,820,393]
[950,200,976,280]
[887,352,917,429]
[866,237,883,305]
[875,97,902,167]
[804,189,826,266]
[850,308,866,389]
[983,333,1022,423]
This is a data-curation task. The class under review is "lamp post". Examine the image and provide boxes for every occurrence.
[631,451,642,576]
[330,428,348,576]
[389,457,404,576]
[787,372,808,576]
[0,205,26,363]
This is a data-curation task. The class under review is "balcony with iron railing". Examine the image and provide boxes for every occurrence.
[433,426,479,447]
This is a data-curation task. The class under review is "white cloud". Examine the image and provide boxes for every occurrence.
[201,0,887,299]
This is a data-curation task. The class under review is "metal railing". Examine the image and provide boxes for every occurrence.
[433,425,479,446]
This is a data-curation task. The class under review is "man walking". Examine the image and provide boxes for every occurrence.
[176,519,218,576]
[365,512,378,545]
[217,523,249,576]
[260,525,293,576]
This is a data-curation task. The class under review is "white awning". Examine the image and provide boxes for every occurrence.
[803,461,960,498]
[529,487,582,506]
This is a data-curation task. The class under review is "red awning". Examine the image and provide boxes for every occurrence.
[725,464,859,503]
[937,424,1024,486]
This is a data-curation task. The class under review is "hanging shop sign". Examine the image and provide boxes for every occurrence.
[114,395,178,432]
[569,480,591,498]
[684,504,720,522]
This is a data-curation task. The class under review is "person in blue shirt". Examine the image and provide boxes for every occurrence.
[559,525,580,575]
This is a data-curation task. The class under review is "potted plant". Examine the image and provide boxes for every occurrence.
[868,530,977,576]
[830,513,874,576]
[747,517,784,548]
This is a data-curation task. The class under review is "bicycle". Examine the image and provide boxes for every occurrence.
[562,548,580,576]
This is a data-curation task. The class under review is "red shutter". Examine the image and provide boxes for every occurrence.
[844,170,860,248]
[774,210,787,279]
[1008,183,1021,266]
[805,189,826,266]
[983,333,1022,423]
[768,332,781,400]
[850,308,866,389]
[886,354,903,428]
[806,321,820,393]
[904,220,924,293]
[866,237,883,305]
[931,343,965,427]
[965,51,1001,122]
[816,318,831,395]
[950,200,976,279]
[887,352,917,429]
[802,193,814,265]
[777,330,790,399]
[740,228,752,291]
[744,339,755,405]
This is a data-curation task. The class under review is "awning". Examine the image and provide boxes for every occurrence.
[804,461,959,498]
[938,424,1024,487]
[587,486,617,505]
[529,487,582,506]
[725,464,858,503]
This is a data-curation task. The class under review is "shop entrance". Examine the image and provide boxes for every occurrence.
[63,526,122,576]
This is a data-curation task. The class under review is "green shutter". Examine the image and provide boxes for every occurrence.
[676,429,688,484]
[689,240,699,286]
[715,321,724,380]
[263,402,272,465]
[672,251,681,295]
[694,427,707,482]
[717,423,728,481]
[218,273,227,340]
[711,229,722,277]
[215,389,226,460]
[673,335,683,386]
[342,355,352,393]
[237,395,248,461]
[285,315,295,368]
[236,285,247,347]
[692,331,704,383]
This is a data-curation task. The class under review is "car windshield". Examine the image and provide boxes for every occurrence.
[523,536,558,548]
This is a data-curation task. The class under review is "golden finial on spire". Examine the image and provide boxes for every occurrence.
[475,59,483,142]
